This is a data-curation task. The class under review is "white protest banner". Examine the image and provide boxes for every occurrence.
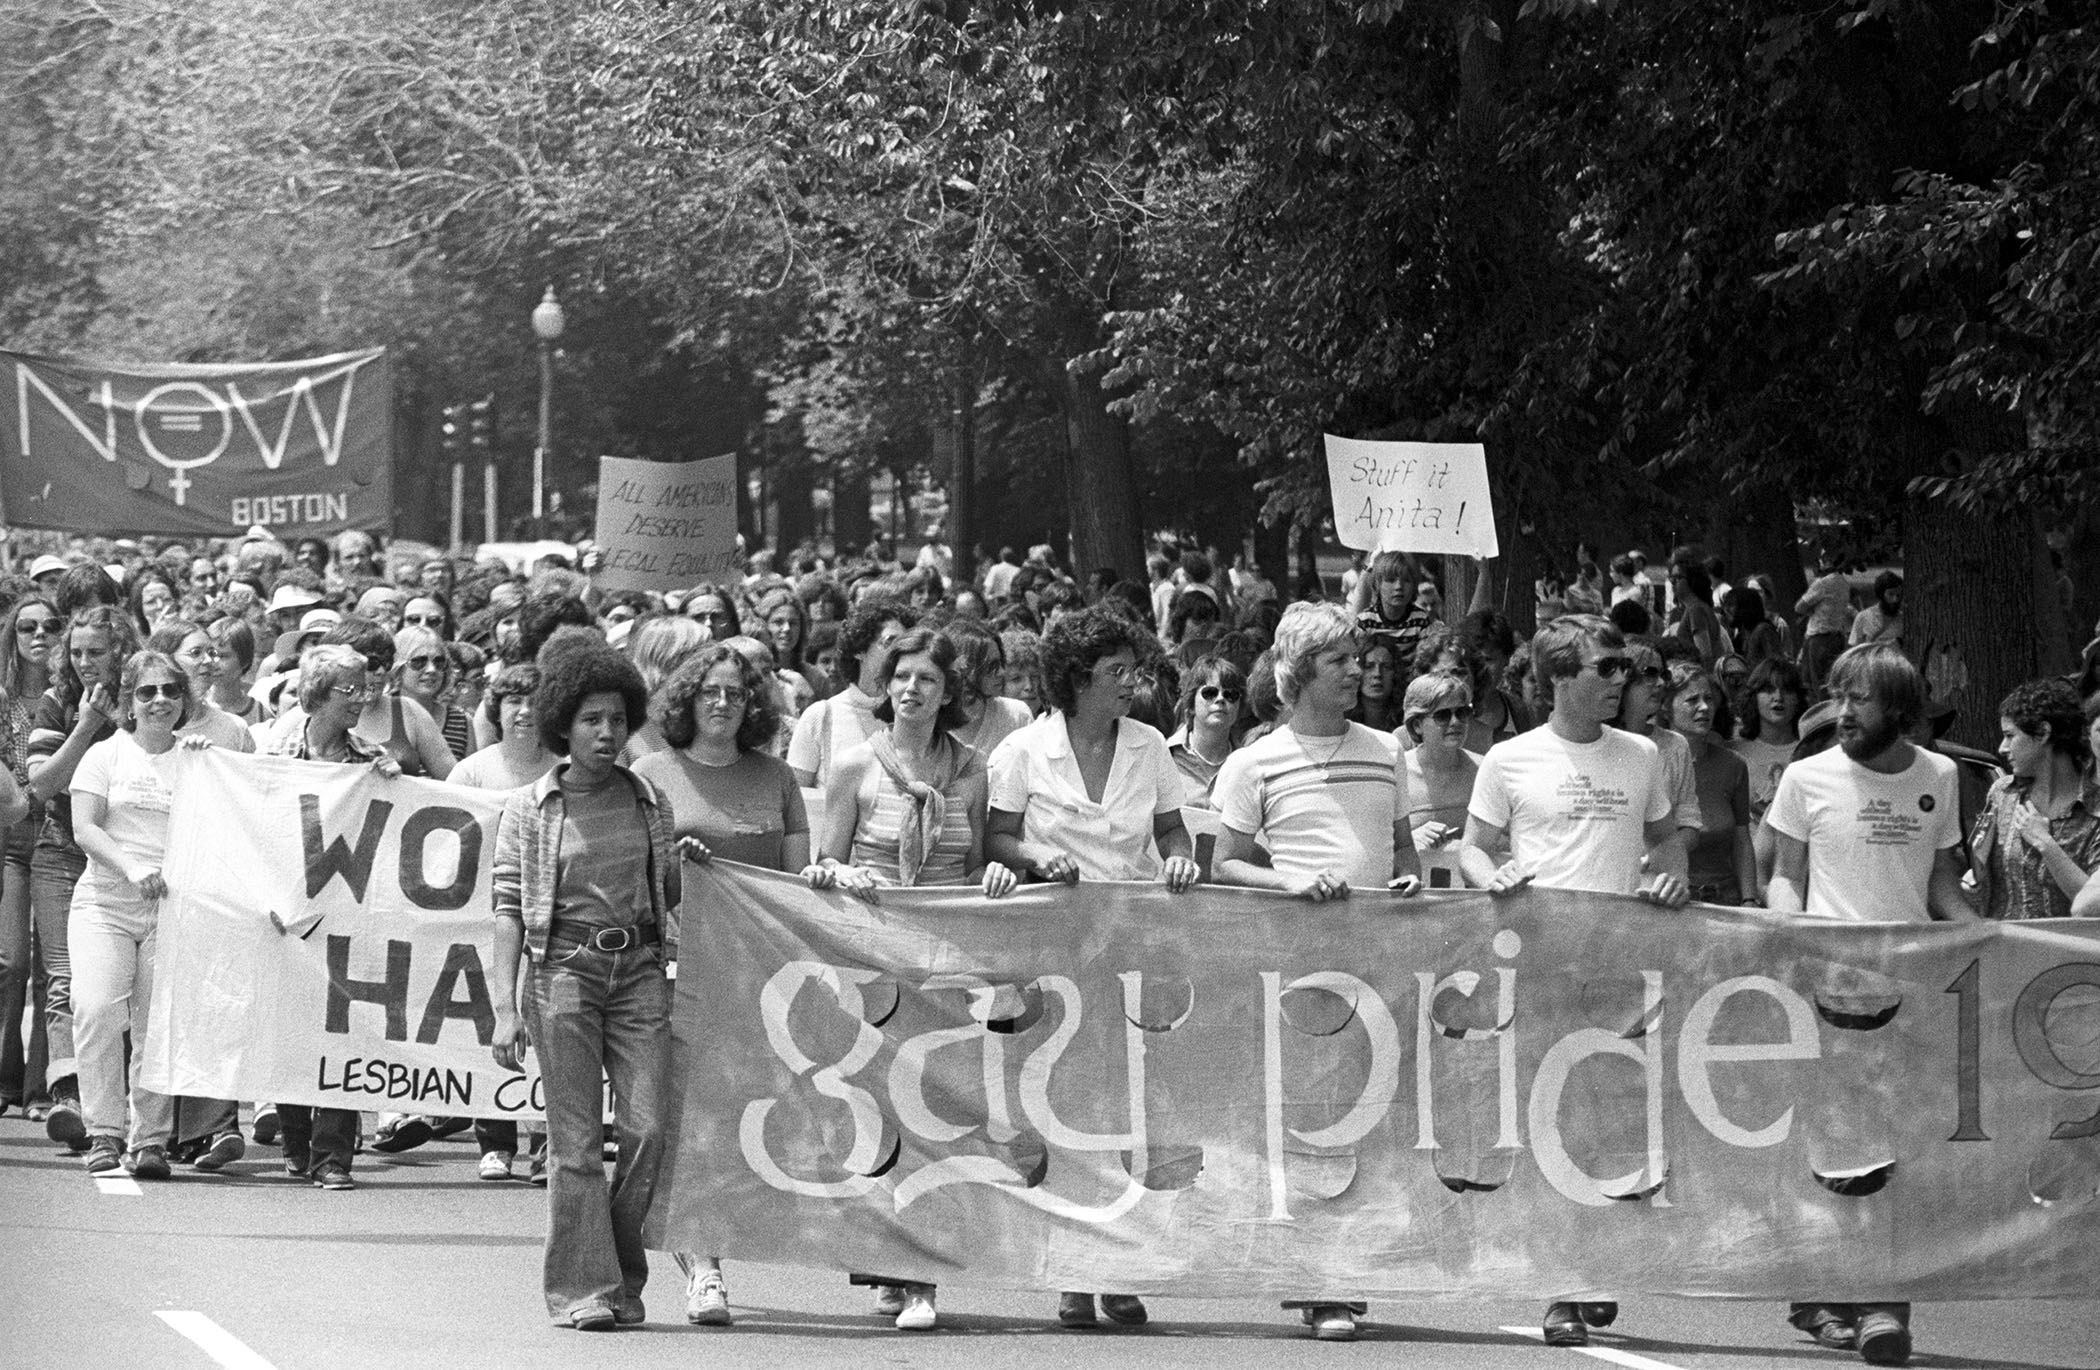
[1324,435,1498,558]
[592,452,739,593]
[140,749,548,1119]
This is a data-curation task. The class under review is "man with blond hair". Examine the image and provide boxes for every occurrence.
[1212,599,1420,1344]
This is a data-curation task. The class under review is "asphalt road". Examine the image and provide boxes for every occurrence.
[3,1111,2094,1370]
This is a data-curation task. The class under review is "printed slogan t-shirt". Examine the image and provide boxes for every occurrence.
[68,731,175,906]
[1468,727,1669,895]
[1765,744,1959,922]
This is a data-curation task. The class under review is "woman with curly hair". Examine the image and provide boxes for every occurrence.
[1969,678,2100,920]
[998,628,1044,716]
[24,605,140,1151]
[490,637,680,1331]
[632,643,809,1327]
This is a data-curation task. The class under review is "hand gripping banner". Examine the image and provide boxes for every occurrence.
[647,863,2100,1300]
[2,347,391,535]
[139,750,544,1119]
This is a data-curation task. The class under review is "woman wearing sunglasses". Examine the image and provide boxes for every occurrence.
[392,625,474,762]
[1168,655,1245,808]
[65,649,204,1180]
[1400,673,1484,888]
[632,643,811,1327]
[400,592,454,642]
[0,595,57,1119]
[1609,639,1702,842]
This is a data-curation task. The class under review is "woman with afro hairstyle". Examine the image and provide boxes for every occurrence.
[490,636,684,1331]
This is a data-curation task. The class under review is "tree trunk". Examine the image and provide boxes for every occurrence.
[947,379,979,590]
[1900,497,2066,749]
[831,467,872,555]
[1704,481,1806,614]
[1040,353,1145,582]
[772,460,814,552]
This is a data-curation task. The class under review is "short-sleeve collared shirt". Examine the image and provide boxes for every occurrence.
[987,711,1184,881]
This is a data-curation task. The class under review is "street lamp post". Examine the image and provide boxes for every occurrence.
[531,285,565,524]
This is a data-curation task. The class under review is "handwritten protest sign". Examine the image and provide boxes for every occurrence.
[591,452,739,593]
[651,863,2100,1299]
[140,750,546,1119]
[1324,436,1498,558]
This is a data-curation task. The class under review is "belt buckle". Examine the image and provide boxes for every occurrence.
[590,926,635,952]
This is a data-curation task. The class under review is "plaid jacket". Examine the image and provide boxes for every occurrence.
[493,763,681,963]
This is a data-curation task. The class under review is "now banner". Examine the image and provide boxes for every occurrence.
[1,347,391,535]
[648,863,2100,1300]
[139,750,545,1119]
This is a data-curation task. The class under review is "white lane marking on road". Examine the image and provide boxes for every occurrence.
[156,1311,280,1370]
[1499,1326,1689,1370]
[93,1175,142,1196]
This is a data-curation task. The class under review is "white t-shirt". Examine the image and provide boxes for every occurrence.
[1649,727,1702,833]
[785,686,883,787]
[69,731,177,902]
[987,712,1183,881]
[1469,726,1670,895]
[181,702,258,753]
[1214,723,1406,889]
[1765,744,1959,922]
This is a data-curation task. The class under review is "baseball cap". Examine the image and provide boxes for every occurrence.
[28,554,66,579]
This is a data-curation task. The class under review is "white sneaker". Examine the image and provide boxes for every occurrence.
[895,1284,937,1331]
[685,1268,732,1326]
[477,1150,514,1181]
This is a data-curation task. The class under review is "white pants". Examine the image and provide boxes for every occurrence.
[69,892,174,1149]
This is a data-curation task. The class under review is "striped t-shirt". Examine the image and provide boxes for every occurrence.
[1215,723,1406,888]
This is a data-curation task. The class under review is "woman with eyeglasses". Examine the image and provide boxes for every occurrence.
[1348,641,1404,733]
[1664,663,1757,906]
[393,625,474,762]
[683,585,740,641]
[145,620,258,752]
[0,595,57,1120]
[297,618,454,781]
[632,643,810,1327]
[803,625,1019,1332]
[401,592,454,642]
[256,644,405,1190]
[1168,655,1245,808]
[65,649,211,1180]
[24,606,141,1152]
[1400,673,1484,887]
[126,567,180,638]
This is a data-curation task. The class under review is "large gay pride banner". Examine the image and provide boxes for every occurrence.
[1,347,391,535]
[649,862,2100,1299]
[138,750,542,1119]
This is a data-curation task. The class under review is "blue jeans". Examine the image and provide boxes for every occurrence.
[523,941,670,1322]
[30,843,86,1091]
[277,1104,359,1174]
[0,827,36,1102]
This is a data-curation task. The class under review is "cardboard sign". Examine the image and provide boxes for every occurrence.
[591,452,739,592]
[1324,436,1498,558]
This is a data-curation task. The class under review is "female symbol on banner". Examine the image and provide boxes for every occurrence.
[133,381,233,506]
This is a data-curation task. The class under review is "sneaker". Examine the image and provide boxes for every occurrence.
[429,1116,473,1139]
[1308,1305,1357,1341]
[1100,1294,1148,1326]
[128,1145,172,1181]
[1543,1301,1588,1347]
[1791,1304,1858,1350]
[1578,1301,1618,1327]
[685,1268,732,1326]
[894,1284,937,1331]
[565,1304,616,1332]
[872,1285,907,1318]
[478,1150,514,1181]
[370,1114,433,1154]
[613,1297,646,1327]
[84,1136,124,1175]
[44,1095,86,1149]
[527,1146,548,1186]
[25,1101,51,1123]
[311,1161,355,1190]
[1057,1292,1097,1327]
[193,1132,247,1173]
[252,1104,279,1146]
[1856,1310,1911,1366]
